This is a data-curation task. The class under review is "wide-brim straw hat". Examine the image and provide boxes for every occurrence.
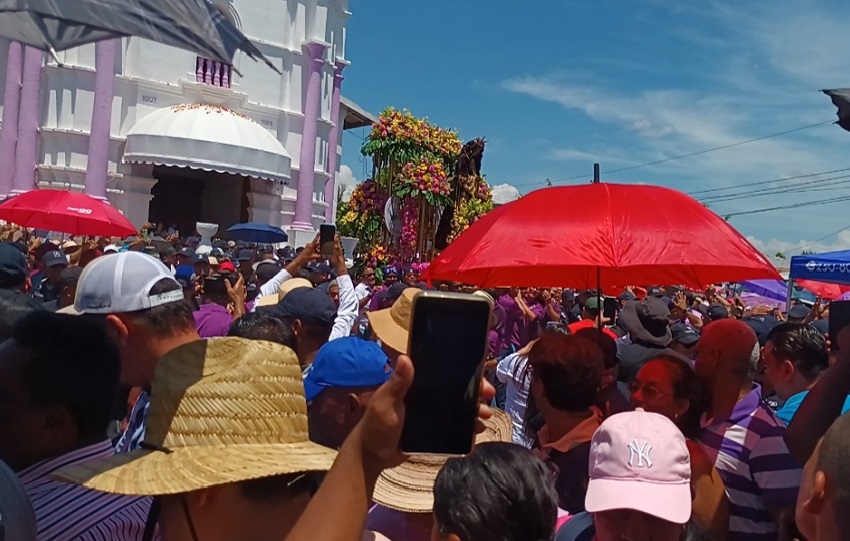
[372,409,513,513]
[368,287,420,354]
[254,277,314,308]
[53,338,337,496]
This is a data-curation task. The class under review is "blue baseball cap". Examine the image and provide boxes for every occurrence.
[304,337,393,401]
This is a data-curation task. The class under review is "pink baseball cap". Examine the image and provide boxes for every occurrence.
[585,408,692,524]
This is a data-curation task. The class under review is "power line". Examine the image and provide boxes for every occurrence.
[790,224,850,254]
[688,167,850,197]
[725,194,850,218]
[699,174,850,204]
[509,120,835,189]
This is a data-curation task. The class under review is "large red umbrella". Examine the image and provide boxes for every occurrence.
[426,183,781,288]
[0,190,137,237]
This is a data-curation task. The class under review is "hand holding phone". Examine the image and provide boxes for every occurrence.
[319,224,335,258]
[400,291,492,455]
[829,300,850,352]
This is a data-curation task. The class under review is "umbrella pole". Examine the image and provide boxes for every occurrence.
[597,265,603,327]
[594,164,602,327]
[786,278,795,314]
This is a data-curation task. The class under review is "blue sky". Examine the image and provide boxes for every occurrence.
[338,0,850,259]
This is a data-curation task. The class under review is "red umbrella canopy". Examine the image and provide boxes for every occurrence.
[427,183,781,289]
[0,190,137,238]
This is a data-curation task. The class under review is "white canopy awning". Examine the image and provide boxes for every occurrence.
[124,104,291,183]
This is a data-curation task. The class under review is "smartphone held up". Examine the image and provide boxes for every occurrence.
[400,291,492,456]
[319,224,336,258]
[829,300,850,351]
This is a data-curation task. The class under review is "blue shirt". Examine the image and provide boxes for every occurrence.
[115,391,150,453]
[776,390,850,425]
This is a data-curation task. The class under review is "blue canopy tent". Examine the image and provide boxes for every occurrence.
[787,249,850,309]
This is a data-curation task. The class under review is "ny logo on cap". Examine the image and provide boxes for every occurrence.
[627,439,653,468]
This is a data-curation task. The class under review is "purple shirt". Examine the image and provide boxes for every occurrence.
[498,294,523,350]
[516,302,544,346]
[193,303,234,338]
[487,330,500,358]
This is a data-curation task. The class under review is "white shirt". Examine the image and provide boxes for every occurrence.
[254,268,358,341]
[354,282,371,302]
[496,352,533,448]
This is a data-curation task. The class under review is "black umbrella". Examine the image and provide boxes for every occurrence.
[823,89,850,132]
[0,0,278,72]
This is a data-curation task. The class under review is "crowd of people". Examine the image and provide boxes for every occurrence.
[0,226,849,541]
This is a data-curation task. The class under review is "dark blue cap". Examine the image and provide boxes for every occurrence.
[303,337,392,401]
[177,247,195,259]
[0,242,27,286]
[788,304,810,320]
[707,303,729,321]
[274,287,336,325]
[237,249,254,262]
[42,250,68,267]
[671,323,700,346]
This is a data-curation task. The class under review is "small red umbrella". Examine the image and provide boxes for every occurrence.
[426,183,781,288]
[796,279,850,301]
[0,189,137,237]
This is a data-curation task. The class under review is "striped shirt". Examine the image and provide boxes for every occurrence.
[115,390,150,453]
[697,385,801,541]
[20,440,154,541]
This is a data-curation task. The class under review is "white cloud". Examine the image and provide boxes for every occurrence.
[491,183,521,205]
[336,164,358,202]
[499,2,850,245]
[748,230,850,260]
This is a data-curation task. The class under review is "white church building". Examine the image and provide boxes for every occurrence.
[0,0,373,244]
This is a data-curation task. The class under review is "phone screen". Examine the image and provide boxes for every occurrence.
[829,300,850,351]
[603,297,618,321]
[319,224,335,257]
[401,294,490,455]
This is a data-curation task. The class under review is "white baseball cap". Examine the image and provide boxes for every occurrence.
[585,408,692,524]
[75,251,183,314]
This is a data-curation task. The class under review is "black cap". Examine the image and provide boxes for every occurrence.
[617,291,638,302]
[162,247,177,257]
[177,247,195,259]
[788,304,811,320]
[707,303,729,321]
[237,249,254,262]
[42,250,68,267]
[0,242,27,288]
[307,262,333,275]
[379,283,409,306]
[274,287,336,326]
[671,323,700,346]
[742,315,781,346]
[648,287,664,298]
[193,253,210,265]
[143,245,159,255]
[57,266,83,288]
[620,297,672,346]
[236,240,246,249]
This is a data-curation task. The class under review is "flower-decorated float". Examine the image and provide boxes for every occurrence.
[336,108,493,275]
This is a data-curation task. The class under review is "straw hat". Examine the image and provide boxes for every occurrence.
[254,277,314,308]
[372,409,513,513]
[53,338,337,496]
[368,287,419,354]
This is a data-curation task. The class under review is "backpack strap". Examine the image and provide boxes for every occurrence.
[555,511,595,541]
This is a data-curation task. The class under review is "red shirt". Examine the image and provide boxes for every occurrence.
[566,319,618,340]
